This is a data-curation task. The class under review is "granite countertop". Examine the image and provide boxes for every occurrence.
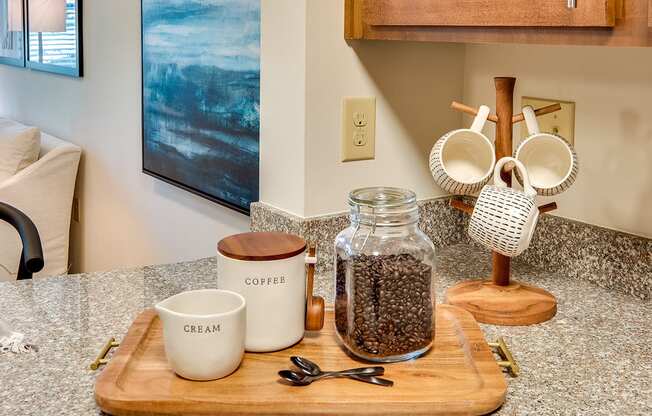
[1,244,650,415]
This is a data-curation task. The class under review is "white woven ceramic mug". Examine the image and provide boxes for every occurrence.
[514,106,578,196]
[468,157,539,257]
[429,105,495,195]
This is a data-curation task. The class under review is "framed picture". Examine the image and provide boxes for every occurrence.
[0,0,25,67]
[0,0,83,76]
[26,0,83,77]
[141,0,260,214]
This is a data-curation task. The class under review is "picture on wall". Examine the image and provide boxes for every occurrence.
[27,0,83,77]
[0,0,25,66]
[0,0,83,76]
[141,0,260,214]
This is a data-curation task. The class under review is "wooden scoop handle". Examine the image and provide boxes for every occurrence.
[305,245,324,331]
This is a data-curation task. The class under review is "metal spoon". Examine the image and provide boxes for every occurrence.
[278,370,393,387]
[288,356,394,387]
[291,356,384,378]
[345,374,394,387]
[278,370,324,386]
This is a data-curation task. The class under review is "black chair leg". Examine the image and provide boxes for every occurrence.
[0,202,44,280]
[17,252,32,280]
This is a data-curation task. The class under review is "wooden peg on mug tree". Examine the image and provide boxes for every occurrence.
[450,101,562,125]
[445,77,559,326]
[305,245,325,331]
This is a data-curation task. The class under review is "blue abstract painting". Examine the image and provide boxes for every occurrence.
[142,0,260,213]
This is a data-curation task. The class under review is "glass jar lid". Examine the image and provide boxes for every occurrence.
[348,187,419,227]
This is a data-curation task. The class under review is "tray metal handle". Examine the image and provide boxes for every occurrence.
[489,337,519,377]
[90,337,120,370]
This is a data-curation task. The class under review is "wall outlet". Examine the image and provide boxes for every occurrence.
[521,97,575,145]
[341,97,376,162]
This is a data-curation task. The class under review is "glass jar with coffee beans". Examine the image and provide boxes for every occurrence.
[334,187,436,362]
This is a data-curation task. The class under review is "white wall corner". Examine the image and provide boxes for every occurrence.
[260,0,309,217]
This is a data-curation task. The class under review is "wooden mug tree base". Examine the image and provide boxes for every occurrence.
[446,77,559,326]
[446,280,557,326]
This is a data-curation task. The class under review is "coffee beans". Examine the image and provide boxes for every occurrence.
[335,253,433,359]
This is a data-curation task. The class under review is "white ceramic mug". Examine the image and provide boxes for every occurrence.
[430,105,495,195]
[514,106,579,196]
[155,289,246,381]
[217,244,313,352]
[468,157,539,257]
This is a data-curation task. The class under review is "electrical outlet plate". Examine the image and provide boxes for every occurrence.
[341,97,376,162]
[521,97,575,145]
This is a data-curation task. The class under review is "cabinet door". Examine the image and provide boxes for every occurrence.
[365,0,617,27]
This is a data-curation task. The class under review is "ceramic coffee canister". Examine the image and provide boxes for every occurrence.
[217,232,324,352]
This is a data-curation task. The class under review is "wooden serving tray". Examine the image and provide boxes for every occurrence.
[95,305,507,415]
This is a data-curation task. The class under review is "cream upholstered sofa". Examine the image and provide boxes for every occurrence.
[0,127,81,281]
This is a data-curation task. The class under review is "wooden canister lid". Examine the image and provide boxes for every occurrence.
[217,232,307,261]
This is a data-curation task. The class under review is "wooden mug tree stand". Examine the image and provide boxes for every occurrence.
[445,77,560,326]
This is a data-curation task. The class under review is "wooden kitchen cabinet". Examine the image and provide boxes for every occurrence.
[346,0,652,46]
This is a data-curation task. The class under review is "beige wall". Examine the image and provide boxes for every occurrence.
[303,2,464,217]
[464,44,652,238]
[261,0,465,217]
[259,0,307,216]
[0,0,249,273]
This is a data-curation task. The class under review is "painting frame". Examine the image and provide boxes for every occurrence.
[25,0,83,77]
[0,0,26,68]
[140,0,260,216]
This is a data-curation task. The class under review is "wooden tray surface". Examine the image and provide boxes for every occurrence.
[95,305,507,415]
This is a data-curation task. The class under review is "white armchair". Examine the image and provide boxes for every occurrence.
[0,133,81,281]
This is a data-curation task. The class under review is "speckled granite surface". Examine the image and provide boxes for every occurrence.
[516,215,651,300]
[252,198,652,300]
[0,245,649,415]
[0,260,219,416]
[437,245,651,416]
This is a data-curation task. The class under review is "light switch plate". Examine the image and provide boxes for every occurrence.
[342,97,376,162]
[521,97,575,145]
